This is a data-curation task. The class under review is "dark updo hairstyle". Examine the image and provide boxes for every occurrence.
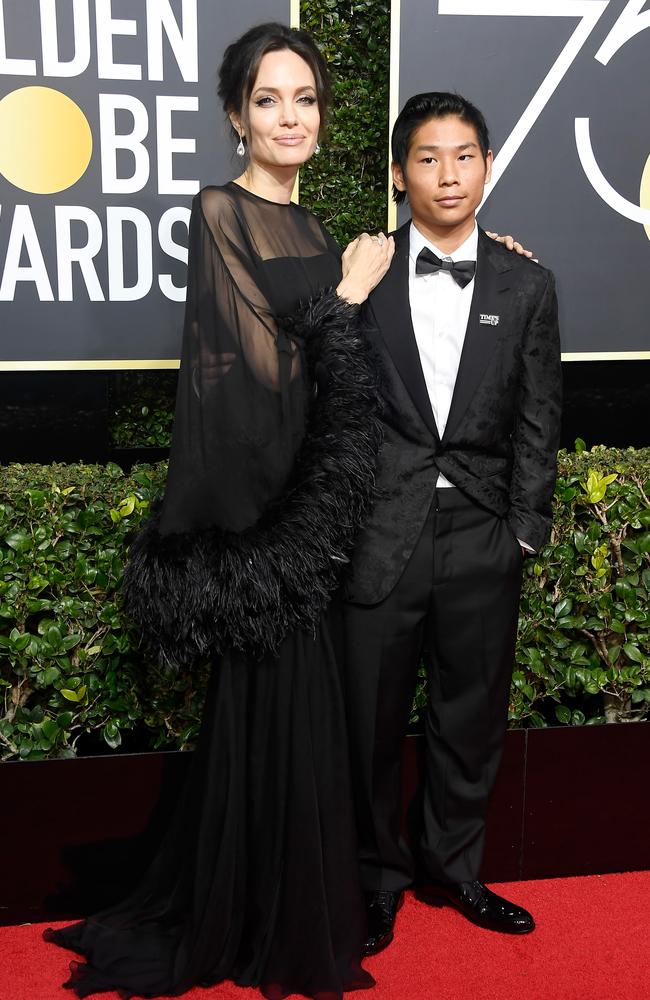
[218,22,332,148]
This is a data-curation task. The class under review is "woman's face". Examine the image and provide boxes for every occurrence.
[240,49,320,170]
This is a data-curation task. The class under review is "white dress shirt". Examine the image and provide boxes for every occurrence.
[408,222,532,552]
[409,221,478,488]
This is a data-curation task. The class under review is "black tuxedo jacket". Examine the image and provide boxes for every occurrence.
[345,222,562,606]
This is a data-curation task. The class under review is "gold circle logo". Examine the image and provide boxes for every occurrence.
[0,86,92,194]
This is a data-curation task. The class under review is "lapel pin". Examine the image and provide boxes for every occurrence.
[479,313,499,326]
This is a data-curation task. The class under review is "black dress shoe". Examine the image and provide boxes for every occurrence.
[417,880,535,934]
[363,890,403,955]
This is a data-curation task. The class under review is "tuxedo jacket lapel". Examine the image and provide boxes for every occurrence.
[370,222,438,439]
[442,229,513,444]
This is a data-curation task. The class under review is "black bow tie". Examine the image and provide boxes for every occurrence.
[415,247,476,288]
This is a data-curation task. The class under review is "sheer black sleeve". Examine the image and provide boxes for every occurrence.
[124,187,382,666]
[159,190,305,536]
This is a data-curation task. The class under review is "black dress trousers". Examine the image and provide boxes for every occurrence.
[343,487,523,891]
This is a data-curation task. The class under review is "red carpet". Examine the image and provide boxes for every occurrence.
[2,873,648,1000]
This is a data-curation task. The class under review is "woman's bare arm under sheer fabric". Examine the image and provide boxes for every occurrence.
[195,187,300,394]
[192,187,394,399]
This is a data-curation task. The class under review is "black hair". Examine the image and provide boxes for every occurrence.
[391,92,490,205]
[217,22,331,149]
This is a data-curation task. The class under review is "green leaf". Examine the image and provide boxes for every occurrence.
[622,643,645,664]
[25,598,53,613]
[46,625,62,647]
[615,579,635,601]
[5,530,32,553]
[42,666,61,685]
[573,531,588,553]
[12,633,31,652]
[41,718,59,741]
[61,633,82,651]
[554,597,573,618]
[103,722,122,750]
[60,689,81,702]
[117,496,136,518]
[581,471,618,504]
[555,705,571,724]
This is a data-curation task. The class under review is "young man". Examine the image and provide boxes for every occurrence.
[343,92,562,953]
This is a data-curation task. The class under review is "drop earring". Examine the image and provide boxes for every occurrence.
[314,142,321,154]
[236,134,245,157]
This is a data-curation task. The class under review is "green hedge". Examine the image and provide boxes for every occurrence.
[300,1,390,246]
[1,446,649,761]
[109,374,176,450]
[0,463,208,761]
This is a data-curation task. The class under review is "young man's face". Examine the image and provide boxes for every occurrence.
[392,114,493,236]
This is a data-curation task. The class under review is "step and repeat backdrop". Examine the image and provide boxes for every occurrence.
[390,0,650,358]
[0,0,292,369]
[2,2,649,366]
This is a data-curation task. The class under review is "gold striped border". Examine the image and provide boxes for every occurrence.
[5,351,646,371]
[561,352,650,361]
[387,0,401,233]
[0,359,180,371]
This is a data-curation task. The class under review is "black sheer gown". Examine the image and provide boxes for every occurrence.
[44,184,382,1000]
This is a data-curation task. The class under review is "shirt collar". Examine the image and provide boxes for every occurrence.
[409,221,479,265]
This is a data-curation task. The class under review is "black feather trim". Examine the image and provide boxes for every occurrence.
[124,288,382,666]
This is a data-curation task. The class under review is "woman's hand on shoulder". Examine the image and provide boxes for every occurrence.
[337,232,395,305]
[485,231,534,258]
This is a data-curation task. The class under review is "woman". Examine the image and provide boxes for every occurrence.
[46,22,393,1000]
